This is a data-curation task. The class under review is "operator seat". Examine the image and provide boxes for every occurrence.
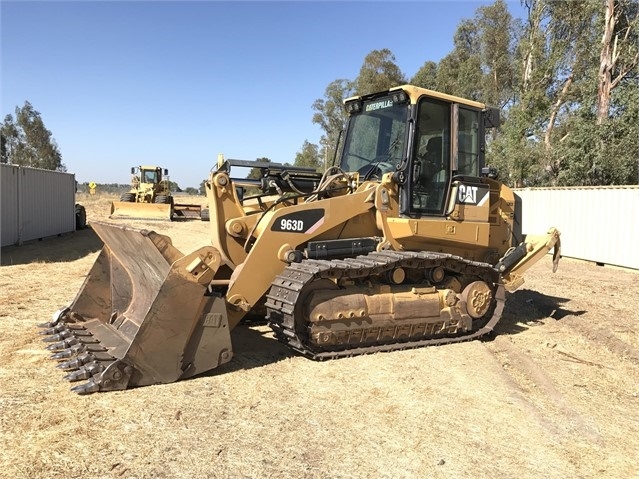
[415,136,447,211]
[420,137,444,183]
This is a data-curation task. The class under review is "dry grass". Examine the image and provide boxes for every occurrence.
[0,194,638,479]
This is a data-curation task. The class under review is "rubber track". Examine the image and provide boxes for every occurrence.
[265,251,505,359]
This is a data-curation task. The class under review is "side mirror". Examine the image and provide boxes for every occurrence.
[481,166,498,179]
[164,169,169,175]
[130,167,135,174]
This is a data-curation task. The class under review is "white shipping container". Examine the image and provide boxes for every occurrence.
[515,186,639,270]
[1,164,76,247]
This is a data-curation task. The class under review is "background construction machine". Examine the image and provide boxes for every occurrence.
[110,165,204,220]
[40,85,560,394]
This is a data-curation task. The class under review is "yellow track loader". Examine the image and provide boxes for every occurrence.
[40,85,560,393]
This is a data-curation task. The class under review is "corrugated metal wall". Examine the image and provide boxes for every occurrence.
[1,164,21,247]
[1,164,76,247]
[515,186,639,270]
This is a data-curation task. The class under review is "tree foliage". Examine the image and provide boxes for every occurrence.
[410,61,438,90]
[436,19,484,101]
[294,140,322,171]
[312,79,354,166]
[1,102,65,171]
[168,180,182,192]
[491,0,638,186]
[354,49,407,95]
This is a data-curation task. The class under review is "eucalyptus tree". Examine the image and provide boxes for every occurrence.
[1,102,65,171]
[353,49,407,95]
[312,79,354,167]
[435,19,483,100]
[410,61,438,90]
[475,0,519,109]
[545,0,638,185]
[294,140,322,171]
[596,0,639,124]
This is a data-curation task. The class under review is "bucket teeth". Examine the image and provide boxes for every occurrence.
[64,362,105,382]
[50,344,85,360]
[57,352,96,371]
[41,330,74,342]
[49,343,107,360]
[64,369,89,382]
[39,323,85,333]
[39,324,68,335]
[46,337,80,351]
[67,359,130,394]
[45,335,100,351]
[41,325,90,340]
[38,307,71,328]
[70,379,101,395]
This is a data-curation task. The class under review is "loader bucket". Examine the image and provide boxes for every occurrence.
[39,221,233,394]
[110,201,173,221]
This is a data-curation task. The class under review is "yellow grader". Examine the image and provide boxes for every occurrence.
[40,85,560,393]
[110,165,203,220]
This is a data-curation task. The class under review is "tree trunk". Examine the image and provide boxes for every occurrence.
[597,0,615,125]
[522,0,544,93]
[545,75,573,150]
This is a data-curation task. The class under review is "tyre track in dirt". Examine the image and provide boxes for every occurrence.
[481,258,639,479]
[557,316,639,365]
[485,336,602,442]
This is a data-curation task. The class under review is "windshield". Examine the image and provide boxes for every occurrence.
[141,170,158,183]
[340,97,408,177]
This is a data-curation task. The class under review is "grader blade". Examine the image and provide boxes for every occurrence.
[109,201,173,221]
[39,222,233,394]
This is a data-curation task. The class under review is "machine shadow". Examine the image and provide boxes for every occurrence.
[0,226,103,266]
[491,288,587,337]
[197,321,296,378]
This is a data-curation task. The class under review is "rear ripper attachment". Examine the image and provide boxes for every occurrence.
[38,222,233,394]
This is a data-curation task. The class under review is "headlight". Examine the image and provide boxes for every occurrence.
[390,91,408,104]
[345,100,363,115]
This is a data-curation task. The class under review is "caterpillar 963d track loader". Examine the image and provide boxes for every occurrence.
[40,85,560,394]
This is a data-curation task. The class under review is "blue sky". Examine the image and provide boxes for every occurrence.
[1,1,524,189]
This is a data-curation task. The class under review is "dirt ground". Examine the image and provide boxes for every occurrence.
[0,193,637,479]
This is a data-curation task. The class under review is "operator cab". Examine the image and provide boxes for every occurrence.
[340,85,499,218]
[133,166,168,185]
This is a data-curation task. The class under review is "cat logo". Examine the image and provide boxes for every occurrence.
[458,184,478,204]
[457,184,490,206]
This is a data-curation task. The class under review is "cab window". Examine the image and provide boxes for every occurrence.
[143,170,157,183]
[458,108,480,176]
[411,98,451,214]
[341,98,407,177]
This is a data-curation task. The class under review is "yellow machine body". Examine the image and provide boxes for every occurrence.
[41,86,560,393]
